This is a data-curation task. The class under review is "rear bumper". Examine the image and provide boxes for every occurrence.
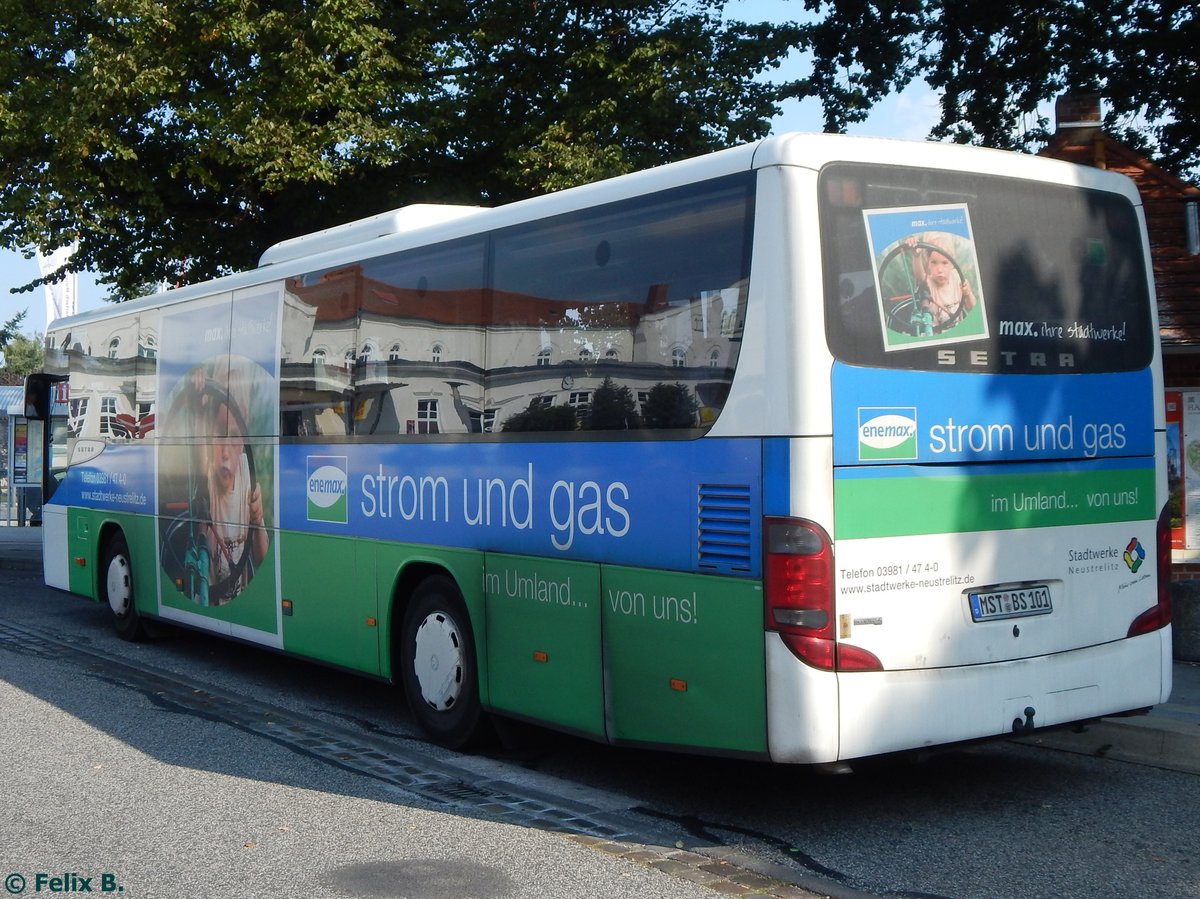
[765,627,1172,763]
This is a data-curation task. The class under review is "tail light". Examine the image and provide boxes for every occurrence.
[1127,503,1173,637]
[764,517,881,671]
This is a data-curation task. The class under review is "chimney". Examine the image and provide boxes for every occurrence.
[1054,92,1106,167]
[1055,93,1103,131]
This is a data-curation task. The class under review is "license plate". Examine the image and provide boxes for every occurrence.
[968,585,1053,622]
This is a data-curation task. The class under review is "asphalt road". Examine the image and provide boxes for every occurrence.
[0,568,758,899]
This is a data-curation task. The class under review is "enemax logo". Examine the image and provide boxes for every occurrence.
[858,407,918,461]
[307,455,348,523]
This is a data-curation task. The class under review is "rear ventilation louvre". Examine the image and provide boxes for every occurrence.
[697,484,753,572]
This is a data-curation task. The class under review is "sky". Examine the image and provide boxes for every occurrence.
[0,0,943,338]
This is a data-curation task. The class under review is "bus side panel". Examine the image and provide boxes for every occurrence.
[66,507,156,613]
[43,504,71,591]
[123,511,158,618]
[66,506,93,597]
[279,531,380,675]
[602,566,767,755]
[764,635,841,764]
[764,436,841,764]
[484,553,604,738]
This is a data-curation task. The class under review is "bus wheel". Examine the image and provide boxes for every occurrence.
[399,575,488,749]
[101,532,145,642]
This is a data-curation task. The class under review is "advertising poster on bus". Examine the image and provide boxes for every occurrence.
[863,203,989,351]
[1183,392,1200,551]
[1166,391,1184,549]
[155,289,281,640]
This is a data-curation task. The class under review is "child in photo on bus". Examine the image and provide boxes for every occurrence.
[186,363,269,604]
[903,235,976,329]
[203,399,268,601]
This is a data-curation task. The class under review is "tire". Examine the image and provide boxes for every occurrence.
[399,575,488,749]
[101,532,146,642]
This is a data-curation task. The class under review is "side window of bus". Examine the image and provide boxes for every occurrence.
[489,174,754,433]
[354,238,487,436]
[281,271,358,437]
[60,317,142,441]
[136,308,159,439]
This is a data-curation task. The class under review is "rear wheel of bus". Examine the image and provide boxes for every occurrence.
[398,574,489,749]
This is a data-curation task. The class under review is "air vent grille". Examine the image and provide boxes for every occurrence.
[697,483,753,572]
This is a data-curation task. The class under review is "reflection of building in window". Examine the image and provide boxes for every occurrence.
[68,397,89,436]
[343,349,356,367]
[273,174,753,436]
[312,348,327,364]
[100,396,118,437]
[416,398,440,434]
[45,312,158,443]
[466,406,500,433]
[358,341,378,363]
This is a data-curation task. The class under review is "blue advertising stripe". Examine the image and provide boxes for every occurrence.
[833,364,1154,467]
[283,438,764,576]
[56,443,155,514]
[761,438,790,517]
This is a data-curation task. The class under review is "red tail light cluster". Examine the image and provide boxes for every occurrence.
[1127,504,1173,638]
[764,517,881,671]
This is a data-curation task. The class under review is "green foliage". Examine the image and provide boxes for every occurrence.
[0,0,798,300]
[641,382,699,429]
[2,0,1194,309]
[501,400,579,433]
[0,330,44,379]
[588,376,641,430]
[0,310,27,348]
[915,0,1200,175]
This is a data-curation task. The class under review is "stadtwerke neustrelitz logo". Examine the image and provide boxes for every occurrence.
[1124,537,1146,573]
[857,407,918,461]
[307,455,348,523]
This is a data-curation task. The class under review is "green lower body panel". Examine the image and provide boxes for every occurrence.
[64,510,767,754]
[482,556,767,753]
[601,566,766,754]
[279,532,379,674]
[68,508,155,607]
[485,554,604,737]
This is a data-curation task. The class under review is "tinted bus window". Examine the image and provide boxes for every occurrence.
[821,163,1153,374]
[490,173,755,431]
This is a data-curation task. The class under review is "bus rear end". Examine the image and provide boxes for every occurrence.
[764,150,1170,763]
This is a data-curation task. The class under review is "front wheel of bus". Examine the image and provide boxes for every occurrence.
[399,576,488,750]
[101,532,145,642]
